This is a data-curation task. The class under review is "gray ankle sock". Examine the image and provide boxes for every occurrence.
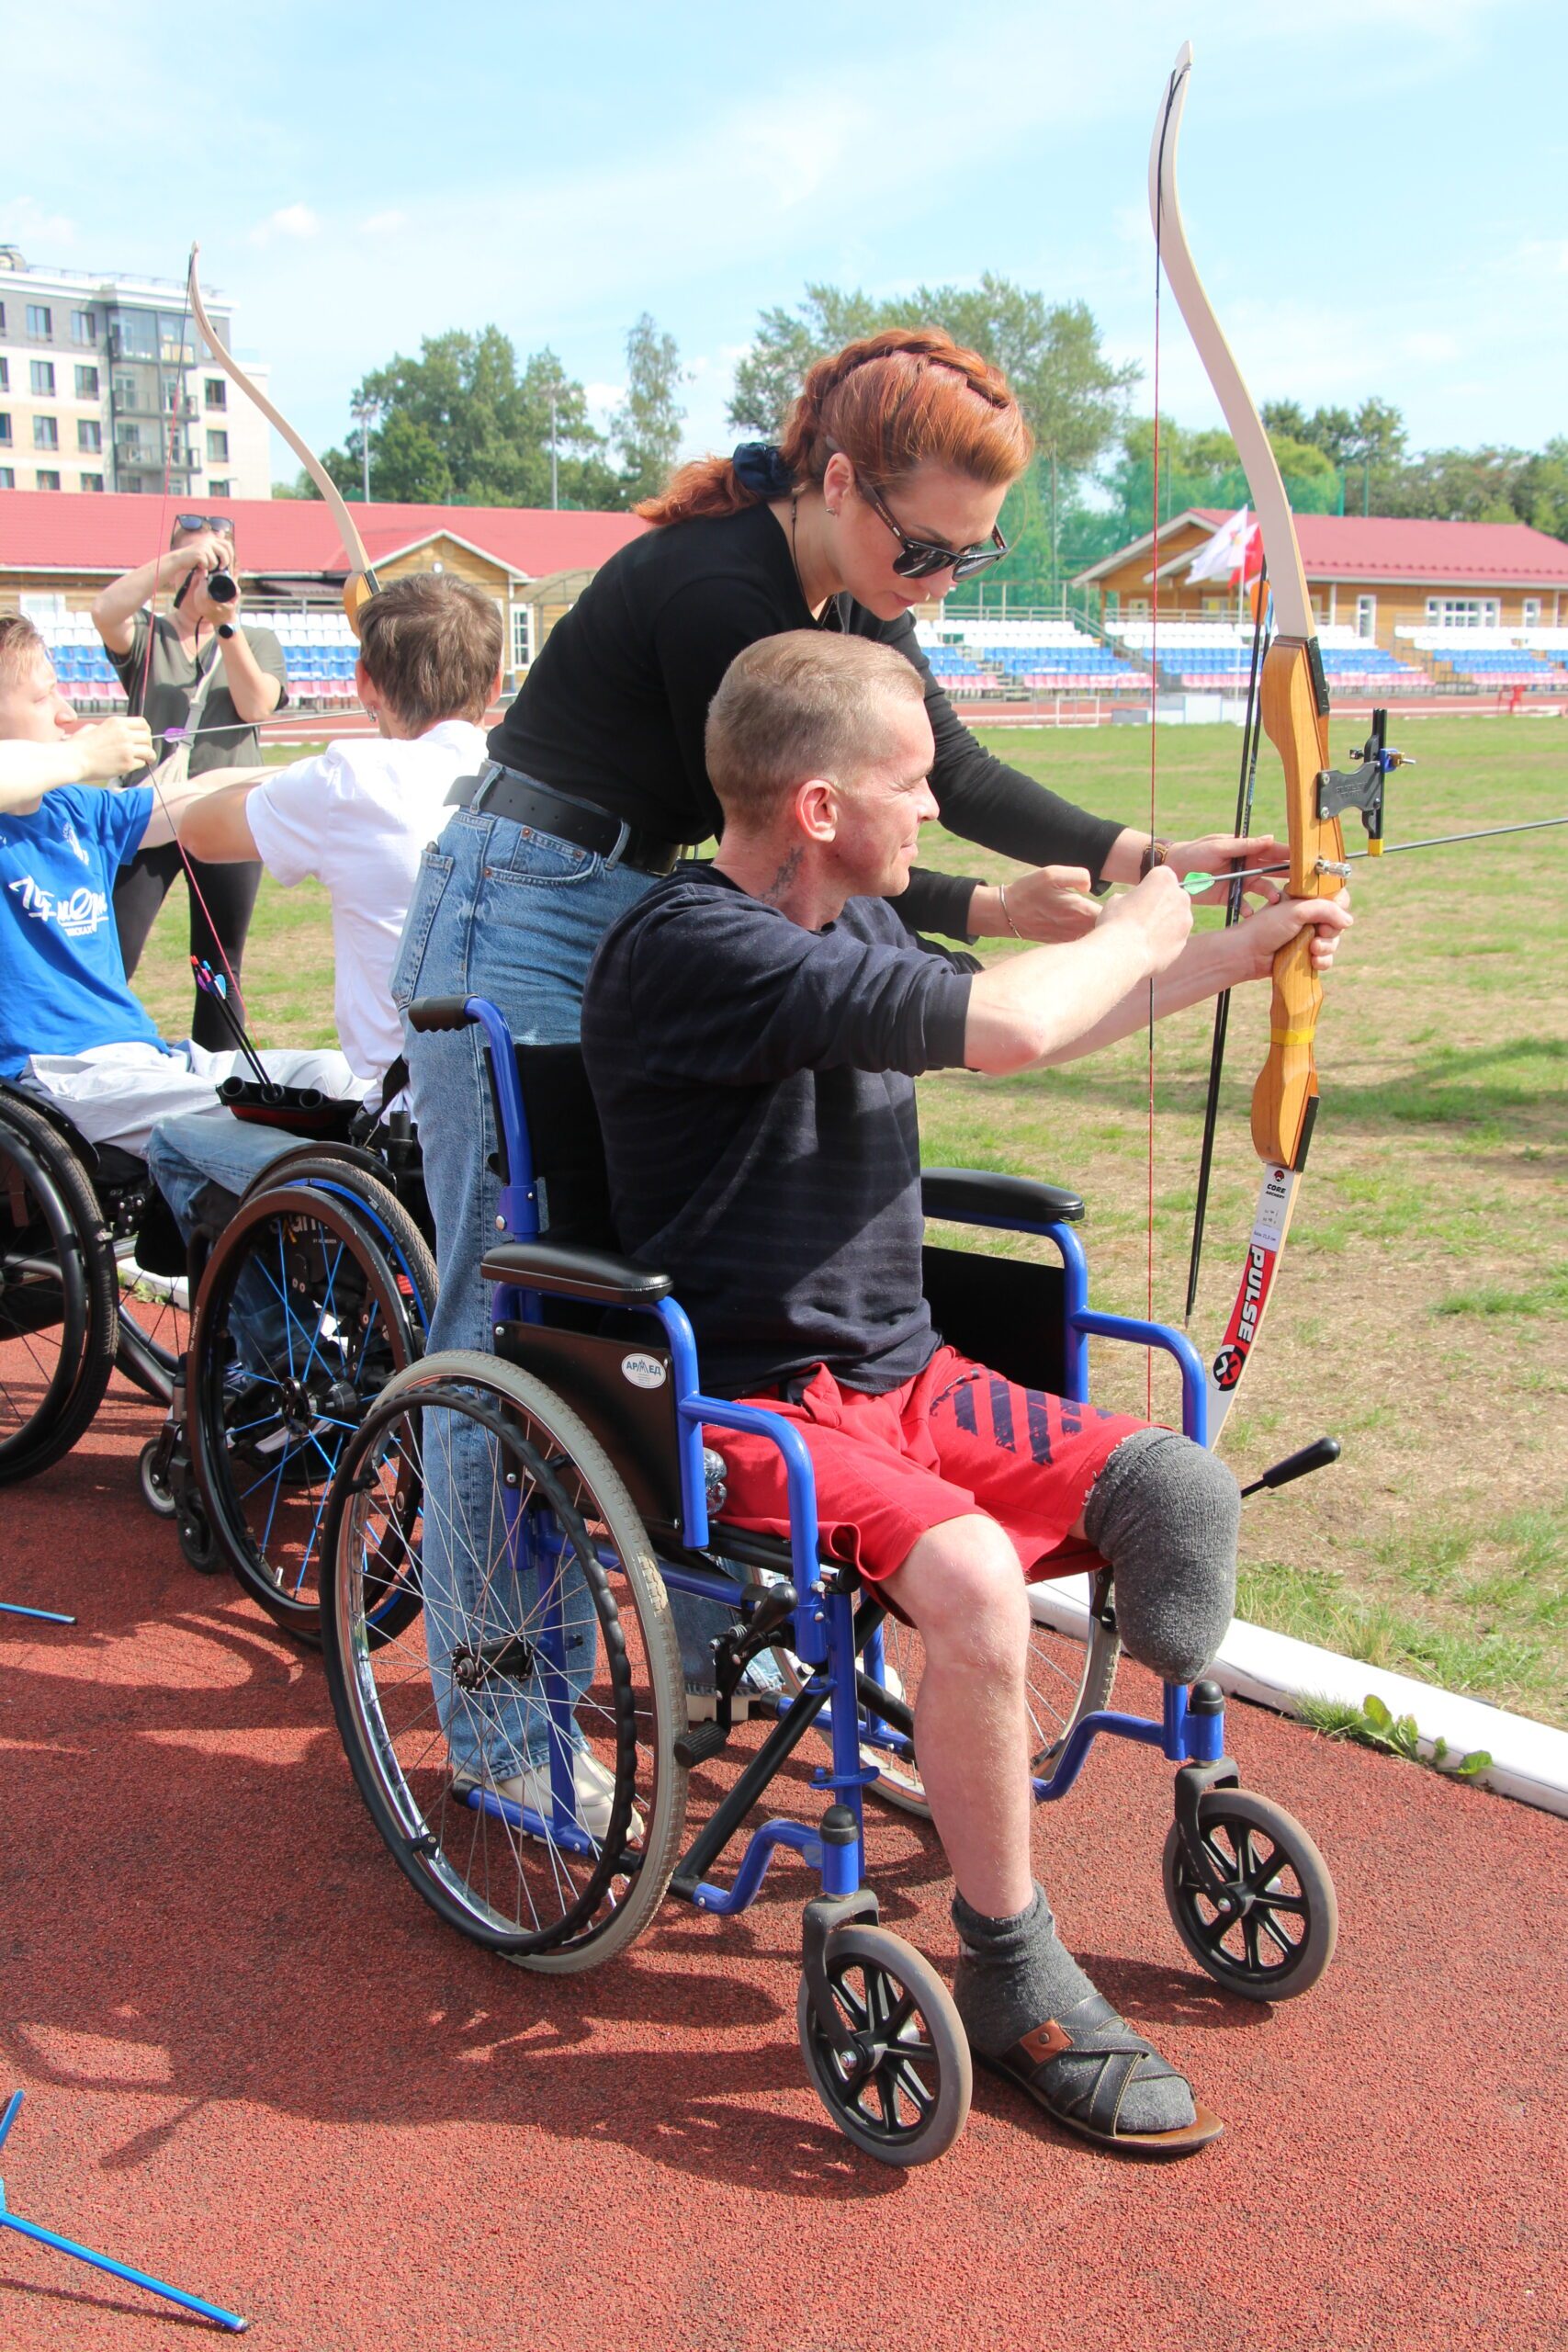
[1083,1428,1240,1685]
[953,1883,1195,2135]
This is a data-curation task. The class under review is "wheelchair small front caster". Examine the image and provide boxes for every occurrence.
[797,1923,971,2165]
[176,1499,220,1575]
[1163,1786,1337,2001]
[137,1434,178,1519]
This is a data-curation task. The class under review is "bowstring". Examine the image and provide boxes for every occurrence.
[1146,94,1167,1419]
[1183,569,1269,1323]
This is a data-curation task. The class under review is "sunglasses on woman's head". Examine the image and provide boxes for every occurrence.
[174,514,233,536]
[854,474,1008,582]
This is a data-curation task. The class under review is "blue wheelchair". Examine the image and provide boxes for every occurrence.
[320,995,1337,2167]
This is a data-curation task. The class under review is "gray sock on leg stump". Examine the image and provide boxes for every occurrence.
[953,1884,1195,2134]
[1083,1428,1240,1685]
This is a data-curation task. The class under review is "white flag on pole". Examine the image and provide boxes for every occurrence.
[1187,506,1252,584]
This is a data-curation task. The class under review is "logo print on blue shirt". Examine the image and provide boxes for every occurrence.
[8,873,110,939]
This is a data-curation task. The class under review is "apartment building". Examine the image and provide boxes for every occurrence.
[0,246,272,500]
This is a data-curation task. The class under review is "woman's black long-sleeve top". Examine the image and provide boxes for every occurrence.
[488,502,1122,937]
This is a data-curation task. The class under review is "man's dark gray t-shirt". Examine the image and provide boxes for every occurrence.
[581,866,974,1398]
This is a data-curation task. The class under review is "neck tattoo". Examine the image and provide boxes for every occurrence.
[761,844,804,906]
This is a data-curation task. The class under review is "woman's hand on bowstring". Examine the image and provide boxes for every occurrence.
[972,865,1101,944]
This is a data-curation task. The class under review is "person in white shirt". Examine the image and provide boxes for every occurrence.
[145,574,503,1230]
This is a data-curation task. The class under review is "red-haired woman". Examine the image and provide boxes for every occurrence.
[393,330,1273,1794]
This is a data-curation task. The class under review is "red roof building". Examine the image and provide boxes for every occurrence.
[1074,510,1568,642]
[0,490,648,671]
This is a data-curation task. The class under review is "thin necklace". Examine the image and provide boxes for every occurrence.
[789,492,832,628]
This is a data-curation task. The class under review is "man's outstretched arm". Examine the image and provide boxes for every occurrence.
[964,872,1351,1074]
[141,764,268,854]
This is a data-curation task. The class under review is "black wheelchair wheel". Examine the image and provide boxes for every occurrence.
[796,1923,971,2166]
[137,1433,178,1518]
[115,1250,189,1406]
[321,1351,688,1973]
[187,1182,426,1641]
[780,1577,1121,1823]
[240,1153,437,1341]
[1163,1787,1337,2002]
[0,1098,118,1483]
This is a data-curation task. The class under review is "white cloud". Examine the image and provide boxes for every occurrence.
[249,205,320,248]
[360,210,408,237]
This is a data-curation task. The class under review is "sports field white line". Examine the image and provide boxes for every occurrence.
[1029,1581,1568,1819]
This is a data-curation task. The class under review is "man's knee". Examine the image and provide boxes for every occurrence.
[891,1515,1030,1677]
[1083,1430,1239,1684]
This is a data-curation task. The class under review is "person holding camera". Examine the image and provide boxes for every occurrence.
[92,516,288,1046]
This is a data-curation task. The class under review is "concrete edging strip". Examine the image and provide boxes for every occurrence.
[1029,1579,1568,1819]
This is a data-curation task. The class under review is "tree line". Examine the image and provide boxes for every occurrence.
[291,280,1568,590]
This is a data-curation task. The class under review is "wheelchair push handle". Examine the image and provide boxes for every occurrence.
[406,995,477,1034]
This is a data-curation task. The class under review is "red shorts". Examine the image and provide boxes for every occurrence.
[705,1345,1150,1586]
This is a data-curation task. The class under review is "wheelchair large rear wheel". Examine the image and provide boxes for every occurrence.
[321,1351,688,1973]
[240,1152,436,1340]
[187,1182,430,1640]
[114,1247,189,1406]
[0,1097,118,1483]
[782,1577,1122,1822]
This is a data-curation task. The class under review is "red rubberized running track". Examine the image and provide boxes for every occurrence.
[4,1371,1564,2351]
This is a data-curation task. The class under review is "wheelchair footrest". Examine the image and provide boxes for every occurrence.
[674,1720,733,1769]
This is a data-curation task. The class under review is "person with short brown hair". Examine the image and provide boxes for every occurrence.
[143,575,503,1228]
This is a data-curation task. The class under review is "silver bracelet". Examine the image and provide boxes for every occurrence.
[998,883,1023,940]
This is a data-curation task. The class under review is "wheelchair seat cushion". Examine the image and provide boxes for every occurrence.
[708,1343,1146,1589]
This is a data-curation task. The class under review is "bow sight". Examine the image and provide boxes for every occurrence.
[1314,707,1411,854]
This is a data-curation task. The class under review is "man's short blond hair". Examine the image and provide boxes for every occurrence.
[705,631,924,825]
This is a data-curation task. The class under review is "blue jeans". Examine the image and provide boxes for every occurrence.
[392,806,662,1778]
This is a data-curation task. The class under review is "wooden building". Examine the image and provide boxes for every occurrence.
[1073,513,1568,648]
[0,491,646,678]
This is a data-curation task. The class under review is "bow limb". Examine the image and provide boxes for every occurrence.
[1150,44,1347,1439]
[186,244,379,634]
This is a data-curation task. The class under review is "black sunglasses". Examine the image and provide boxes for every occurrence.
[174,514,233,536]
[855,474,1008,582]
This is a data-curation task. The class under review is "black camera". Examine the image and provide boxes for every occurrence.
[205,567,239,605]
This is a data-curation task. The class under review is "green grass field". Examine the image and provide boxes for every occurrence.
[136,716,1568,1725]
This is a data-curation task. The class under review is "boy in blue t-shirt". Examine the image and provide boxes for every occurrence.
[0,614,354,1155]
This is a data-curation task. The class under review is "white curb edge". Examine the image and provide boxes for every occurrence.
[1029,1579,1568,1820]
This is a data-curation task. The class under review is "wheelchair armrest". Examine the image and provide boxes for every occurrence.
[479,1239,672,1308]
[922,1166,1085,1227]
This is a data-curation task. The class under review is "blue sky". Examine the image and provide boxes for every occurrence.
[9,0,1564,483]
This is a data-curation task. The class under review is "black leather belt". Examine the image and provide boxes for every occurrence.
[446,763,683,878]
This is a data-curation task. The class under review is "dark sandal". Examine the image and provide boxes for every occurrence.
[978,1991,1223,2157]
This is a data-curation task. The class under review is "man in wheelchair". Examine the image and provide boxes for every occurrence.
[581,631,1350,2154]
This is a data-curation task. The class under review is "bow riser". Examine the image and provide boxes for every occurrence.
[1254,638,1344,1169]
